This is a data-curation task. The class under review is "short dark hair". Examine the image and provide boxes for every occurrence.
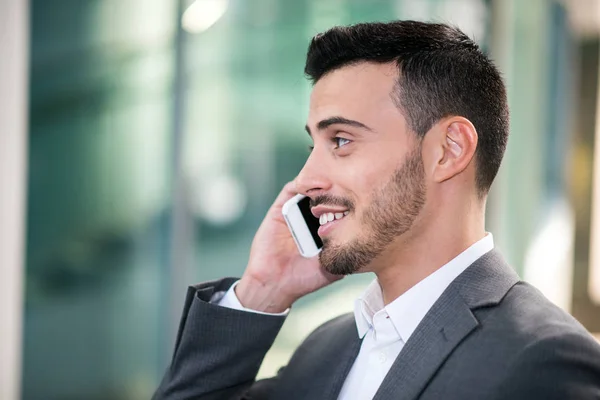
[304,20,509,197]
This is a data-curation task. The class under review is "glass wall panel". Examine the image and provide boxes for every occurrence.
[24,1,177,399]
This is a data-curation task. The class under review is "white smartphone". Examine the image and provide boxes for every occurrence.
[281,194,323,258]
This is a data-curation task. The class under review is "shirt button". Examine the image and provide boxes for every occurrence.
[378,352,387,363]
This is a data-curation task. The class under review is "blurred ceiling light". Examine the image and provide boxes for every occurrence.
[193,173,247,226]
[182,0,228,34]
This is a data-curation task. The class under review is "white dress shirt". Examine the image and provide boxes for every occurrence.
[213,280,290,316]
[213,234,494,399]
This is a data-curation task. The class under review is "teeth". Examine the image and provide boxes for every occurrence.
[319,211,349,225]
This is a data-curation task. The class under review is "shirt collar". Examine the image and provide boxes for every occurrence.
[353,233,494,340]
[354,279,384,338]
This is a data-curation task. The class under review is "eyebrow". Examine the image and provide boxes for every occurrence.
[305,116,374,136]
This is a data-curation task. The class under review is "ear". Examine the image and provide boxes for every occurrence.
[429,117,478,184]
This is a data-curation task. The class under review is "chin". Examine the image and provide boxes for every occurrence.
[319,238,376,276]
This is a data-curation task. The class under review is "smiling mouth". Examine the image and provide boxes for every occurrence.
[319,211,349,226]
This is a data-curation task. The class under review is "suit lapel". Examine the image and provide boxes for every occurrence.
[323,325,363,399]
[373,250,520,400]
[373,285,477,400]
[276,313,362,400]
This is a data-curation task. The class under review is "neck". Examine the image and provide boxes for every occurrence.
[373,196,486,305]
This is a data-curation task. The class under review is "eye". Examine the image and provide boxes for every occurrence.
[334,137,352,149]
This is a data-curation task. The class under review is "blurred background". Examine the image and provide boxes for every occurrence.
[2,0,600,398]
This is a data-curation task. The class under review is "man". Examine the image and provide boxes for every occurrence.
[154,21,600,399]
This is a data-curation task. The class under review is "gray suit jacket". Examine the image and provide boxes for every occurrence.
[154,250,600,399]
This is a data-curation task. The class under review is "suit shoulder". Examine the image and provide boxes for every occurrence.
[302,312,355,342]
[493,316,600,398]
[497,281,595,342]
[285,312,356,358]
[279,312,355,376]
[474,282,600,397]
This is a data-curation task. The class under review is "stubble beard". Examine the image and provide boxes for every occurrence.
[319,147,426,275]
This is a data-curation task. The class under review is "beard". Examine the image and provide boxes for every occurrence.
[318,146,426,275]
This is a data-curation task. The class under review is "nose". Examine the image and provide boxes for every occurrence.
[295,150,332,197]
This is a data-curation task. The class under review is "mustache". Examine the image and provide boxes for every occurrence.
[309,194,354,211]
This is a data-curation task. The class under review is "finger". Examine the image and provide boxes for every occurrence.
[272,181,299,208]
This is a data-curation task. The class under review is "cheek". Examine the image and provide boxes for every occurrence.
[330,164,370,207]
[345,159,397,202]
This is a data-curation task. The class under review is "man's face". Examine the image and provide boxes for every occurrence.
[299,62,427,275]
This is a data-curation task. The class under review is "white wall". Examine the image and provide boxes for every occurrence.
[0,0,29,399]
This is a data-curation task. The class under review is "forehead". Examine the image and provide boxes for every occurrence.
[307,62,404,128]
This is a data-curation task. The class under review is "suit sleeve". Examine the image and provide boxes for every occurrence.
[493,332,600,400]
[153,278,287,400]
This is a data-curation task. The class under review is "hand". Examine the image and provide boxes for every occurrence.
[236,181,343,313]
